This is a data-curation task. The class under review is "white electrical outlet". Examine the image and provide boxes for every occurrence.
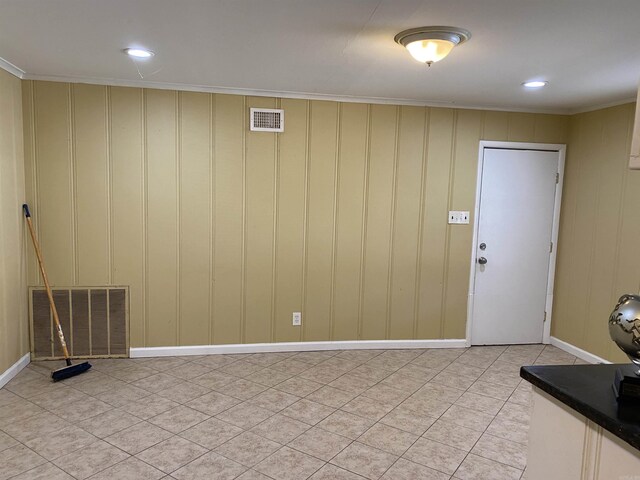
[448,211,470,224]
[292,312,302,326]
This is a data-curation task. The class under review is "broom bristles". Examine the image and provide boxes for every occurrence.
[51,361,92,382]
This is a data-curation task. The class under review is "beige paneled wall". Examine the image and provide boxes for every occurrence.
[22,80,569,348]
[0,69,28,374]
[552,103,639,362]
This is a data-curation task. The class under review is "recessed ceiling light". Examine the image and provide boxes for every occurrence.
[124,48,154,59]
[522,81,548,88]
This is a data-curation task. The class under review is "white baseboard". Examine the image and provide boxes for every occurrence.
[549,336,610,364]
[130,339,467,358]
[0,353,31,389]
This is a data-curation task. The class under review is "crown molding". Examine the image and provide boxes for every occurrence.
[568,96,636,115]
[17,70,633,115]
[20,71,573,115]
[0,56,25,79]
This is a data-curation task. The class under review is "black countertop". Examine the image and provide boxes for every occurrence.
[520,364,640,451]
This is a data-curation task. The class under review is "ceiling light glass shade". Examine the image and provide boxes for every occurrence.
[406,39,456,64]
[395,26,470,66]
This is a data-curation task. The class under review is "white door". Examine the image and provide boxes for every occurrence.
[471,148,559,345]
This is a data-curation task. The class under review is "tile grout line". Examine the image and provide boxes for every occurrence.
[450,345,547,478]
[2,344,576,479]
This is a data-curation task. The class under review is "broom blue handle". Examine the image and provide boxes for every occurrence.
[22,204,31,217]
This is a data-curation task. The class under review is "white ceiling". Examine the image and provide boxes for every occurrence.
[1,0,639,113]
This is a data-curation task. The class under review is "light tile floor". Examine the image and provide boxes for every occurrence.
[0,344,584,480]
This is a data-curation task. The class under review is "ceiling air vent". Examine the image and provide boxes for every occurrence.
[250,108,284,132]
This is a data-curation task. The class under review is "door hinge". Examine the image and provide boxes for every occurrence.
[556,172,559,184]
[550,242,553,253]
[543,311,547,323]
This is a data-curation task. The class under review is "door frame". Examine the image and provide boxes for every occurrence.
[465,141,566,346]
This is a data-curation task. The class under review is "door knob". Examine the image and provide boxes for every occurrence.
[478,257,488,265]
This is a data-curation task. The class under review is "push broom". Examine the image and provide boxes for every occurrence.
[23,204,91,381]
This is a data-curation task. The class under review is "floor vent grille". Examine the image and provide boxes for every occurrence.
[29,286,129,360]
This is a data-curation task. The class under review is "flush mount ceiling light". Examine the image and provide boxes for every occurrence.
[395,26,471,66]
[124,48,154,59]
[522,80,548,88]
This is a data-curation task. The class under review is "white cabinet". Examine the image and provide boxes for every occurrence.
[527,387,640,479]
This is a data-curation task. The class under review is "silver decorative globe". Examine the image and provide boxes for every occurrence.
[609,294,640,375]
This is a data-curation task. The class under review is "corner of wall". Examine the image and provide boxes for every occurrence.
[0,68,29,379]
[552,101,638,363]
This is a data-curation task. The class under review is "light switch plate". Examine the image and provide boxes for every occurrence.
[448,211,470,224]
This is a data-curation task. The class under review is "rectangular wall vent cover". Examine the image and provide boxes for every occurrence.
[29,286,129,360]
[250,108,284,132]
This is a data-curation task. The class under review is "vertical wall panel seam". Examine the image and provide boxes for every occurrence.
[385,106,401,340]
[87,289,92,355]
[581,121,604,348]
[106,289,110,355]
[528,114,536,140]
[176,91,181,345]
[142,89,149,346]
[570,119,587,342]
[106,86,113,284]
[440,110,458,338]
[357,104,372,340]
[270,98,280,343]
[413,107,430,339]
[68,291,74,355]
[241,96,247,343]
[69,84,78,285]
[301,100,311,342]
[208,94,215,344]
[329,103,342,341]
[29,82,41,284]
[16,79,27,358]
[560,117,583,341]
[49,298,54,357]
[610,111,632,296]
[20,82,35,363]
[607,109,633,358]
[629,110,640,297]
